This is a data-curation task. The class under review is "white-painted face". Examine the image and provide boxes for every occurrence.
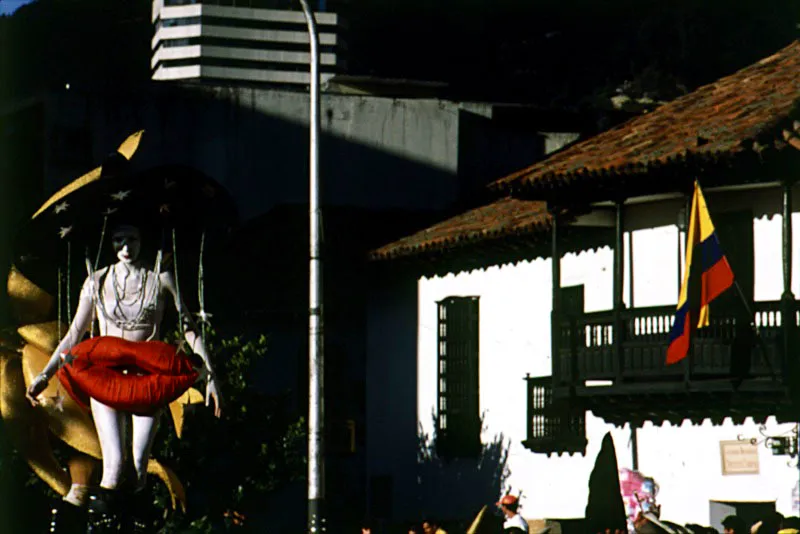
[111,226,141,264]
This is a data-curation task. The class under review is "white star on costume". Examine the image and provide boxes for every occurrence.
[58,226,73,239]
[48,391,66,413]
[110,190,131,201]
[196,310,213,324]
[54,201,69,214]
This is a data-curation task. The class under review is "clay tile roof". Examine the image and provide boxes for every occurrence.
[490,40,800,196]
[369,197,550,261]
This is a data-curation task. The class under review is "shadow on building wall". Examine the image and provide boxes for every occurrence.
[412,413,511,532]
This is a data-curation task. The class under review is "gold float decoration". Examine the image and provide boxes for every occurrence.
[0,350,71,496]
[18,321,64,357]
[169,387,205,439]
[7,266,54,325]
[0,129,196,512]
[21,343,102,459]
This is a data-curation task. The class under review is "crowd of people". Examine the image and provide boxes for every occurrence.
[631,510,800,534]
[356,500,800,534]
[359,493,530,534]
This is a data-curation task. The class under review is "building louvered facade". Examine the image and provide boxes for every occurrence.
[151,0,346,87]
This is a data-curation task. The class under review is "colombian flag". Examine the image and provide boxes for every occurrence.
[666,182,735,364]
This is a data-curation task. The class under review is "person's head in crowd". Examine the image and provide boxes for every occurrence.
[496,494,520,518]
[723,516,747,534]
[422,518,441,534]
[757,512,784,534]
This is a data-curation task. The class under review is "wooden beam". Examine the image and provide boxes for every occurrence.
[627,229,634,308]
[570,208,615,228]
[781,177,797,380]
[551,209,563,387]
[782,179,794,298]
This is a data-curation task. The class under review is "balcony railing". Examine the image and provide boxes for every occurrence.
[554,300,793,387]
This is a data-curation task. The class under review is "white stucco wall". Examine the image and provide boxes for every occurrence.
[418,216,800,525]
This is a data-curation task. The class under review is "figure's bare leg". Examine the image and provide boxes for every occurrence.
[131,410,160,489]
[90,398,125,489]
[63,453,99,506]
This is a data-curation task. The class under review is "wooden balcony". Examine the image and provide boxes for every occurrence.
[522,375,587,456]
[550,300,796,426]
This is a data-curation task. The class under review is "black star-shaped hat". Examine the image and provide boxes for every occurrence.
[13,132,238,295]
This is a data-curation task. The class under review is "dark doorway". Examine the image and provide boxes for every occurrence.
[709,209,754,315]
[561,285,585,317]
[709,500,775,533]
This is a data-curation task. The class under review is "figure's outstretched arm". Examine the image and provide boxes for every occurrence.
[162,272,222,418]
[26,276,95,405]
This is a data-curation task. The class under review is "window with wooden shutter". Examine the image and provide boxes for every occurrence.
[436,296,481,459]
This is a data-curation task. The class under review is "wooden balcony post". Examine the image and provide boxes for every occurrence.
[550,206,563,385]
[781,179,797,376]
[627,229,635,308]
[552,208,561,314]
[613,199,625,382]
[525,374,533,443]
[782,180,794,298]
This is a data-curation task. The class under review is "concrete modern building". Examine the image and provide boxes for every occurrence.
[151,0,346,86]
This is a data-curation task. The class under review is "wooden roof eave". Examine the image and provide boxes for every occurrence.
[506,146,800,210]
[504,119,800,204]
[369,222,614,279]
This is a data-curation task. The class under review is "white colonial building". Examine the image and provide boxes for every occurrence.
[415,220,798,526]
[366,40,800,532]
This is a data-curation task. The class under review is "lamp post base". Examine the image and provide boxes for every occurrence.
[308,499,326,533]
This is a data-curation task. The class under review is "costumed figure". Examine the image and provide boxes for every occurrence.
[620,468,660,533]
[5,131,236,532]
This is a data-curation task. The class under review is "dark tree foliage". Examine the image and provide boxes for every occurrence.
[153,331,306,532]
[347,0,800,105]
[0,0,152,101]
[1,0,798,107]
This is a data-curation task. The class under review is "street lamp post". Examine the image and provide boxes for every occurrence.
[297,0,325,532]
